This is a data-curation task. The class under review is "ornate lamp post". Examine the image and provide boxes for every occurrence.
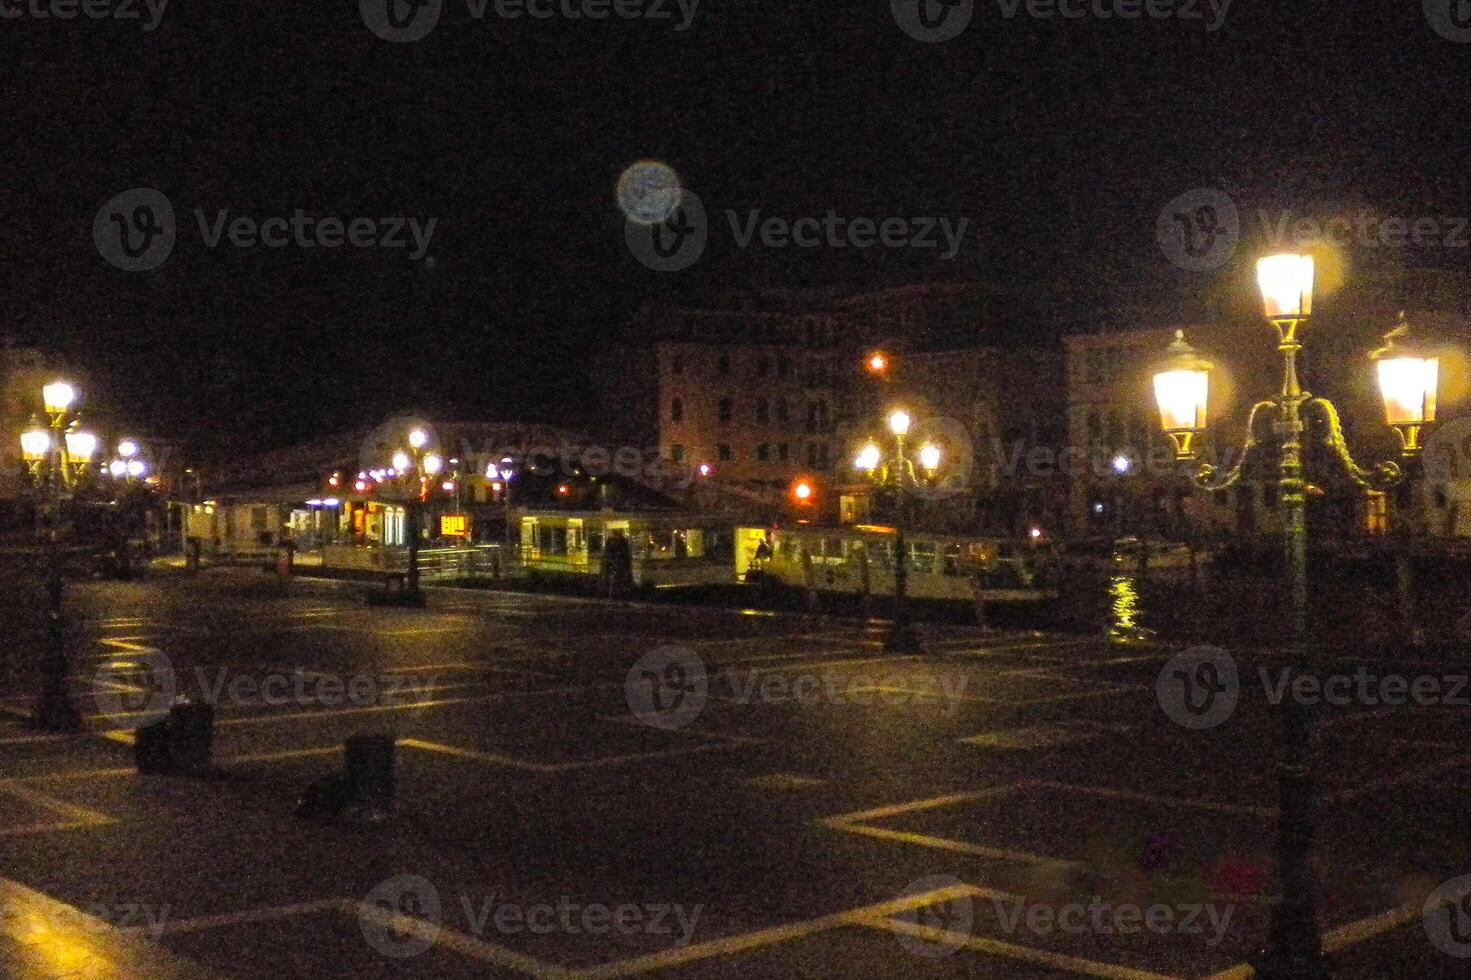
[854,408,941,653]
[20,381,98,732]
[389,428,442,602]
[1151,255,1440,979]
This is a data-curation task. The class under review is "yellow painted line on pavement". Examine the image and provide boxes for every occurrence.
[399,736,750,774]
[1321,754,1471,803]
[855,915,1183,980]
[121,899,347,938]
[0,783,117,836]
[845,682,1143,706]
[575,883,1010,979]
[1029,781,1275,818]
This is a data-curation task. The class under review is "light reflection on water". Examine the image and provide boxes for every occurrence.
[1108,573,1155,642]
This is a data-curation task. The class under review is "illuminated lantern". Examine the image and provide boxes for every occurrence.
[1153,330,1214,460]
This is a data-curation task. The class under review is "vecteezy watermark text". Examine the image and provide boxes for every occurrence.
[991,896,1234,947]
[360,0,699,43]
[0,0,169,30]
[891,0,1229,43]
[624,646,971,730]
[358,875,702,959]
[627,190,970,272]
[94,656,440,728]
[1158,646,1471,730]
[95,187,437,272]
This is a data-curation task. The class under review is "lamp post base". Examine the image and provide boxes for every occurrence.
[883,623,922,653]
[1251,945,1331,980]
[30,686,81,733]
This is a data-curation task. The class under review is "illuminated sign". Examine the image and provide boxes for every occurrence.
[441,514,468,537]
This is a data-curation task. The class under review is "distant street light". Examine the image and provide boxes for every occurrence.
[19,380,95,731]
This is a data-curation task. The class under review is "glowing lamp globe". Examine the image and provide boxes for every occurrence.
[854,443,882,472]
[20,426,51,461]
[1257,254,1314,320]
[1153,331,1214,459]
[918,443,941,472]
[42,381,76,415]
[887,410,912,437]
[65,430,98,462]
[1371,315,1440,453]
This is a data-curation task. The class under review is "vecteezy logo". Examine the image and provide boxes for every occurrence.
[626,189,707,272]
[94,188,176,272]
[1424,874,1471,957]
[891,875,974,958]
[1424,417,1471,493]
[358,415,439,481]
[1157,646,1239,730]
[361,0,443,43]
[625,645,707,730]
[891,0,973,43]
[1425,0,1471,43]
[360,874,442,958]
[92,649,176,729]
[1156,188,1239,272]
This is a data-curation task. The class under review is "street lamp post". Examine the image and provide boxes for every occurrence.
[1151,255,1440,980]
[20,381,98,732]
[855,409,941,654]
[390,428,442,602]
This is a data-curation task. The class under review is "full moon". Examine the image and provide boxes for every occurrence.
[617,160,682,224]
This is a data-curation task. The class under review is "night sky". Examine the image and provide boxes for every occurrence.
[3,0,1467,458]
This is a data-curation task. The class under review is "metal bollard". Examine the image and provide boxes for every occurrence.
[169,700,215,775]
[133,700,214,776]
[345,734,396,819]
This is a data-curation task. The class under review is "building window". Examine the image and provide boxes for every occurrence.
[718,354,731,376]
[718,397,733,423]
[671,445,685,464]
[807,443,819,466]
[670,398,683,422]
[718,444,733,461]
[757,443,770,462]
[756,399,770,423]
[777,355,790,378]
[778,443,789,461]
[671,354,684,375]
[777,399,790,423]
[757,356,770,377]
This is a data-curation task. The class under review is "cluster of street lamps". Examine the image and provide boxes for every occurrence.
[1150,253,1443,980]
[854,407,943,652]
[389,427,444,601]
[18,379,153,732]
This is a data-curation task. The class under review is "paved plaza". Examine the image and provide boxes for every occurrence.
[0,569,1468,978]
